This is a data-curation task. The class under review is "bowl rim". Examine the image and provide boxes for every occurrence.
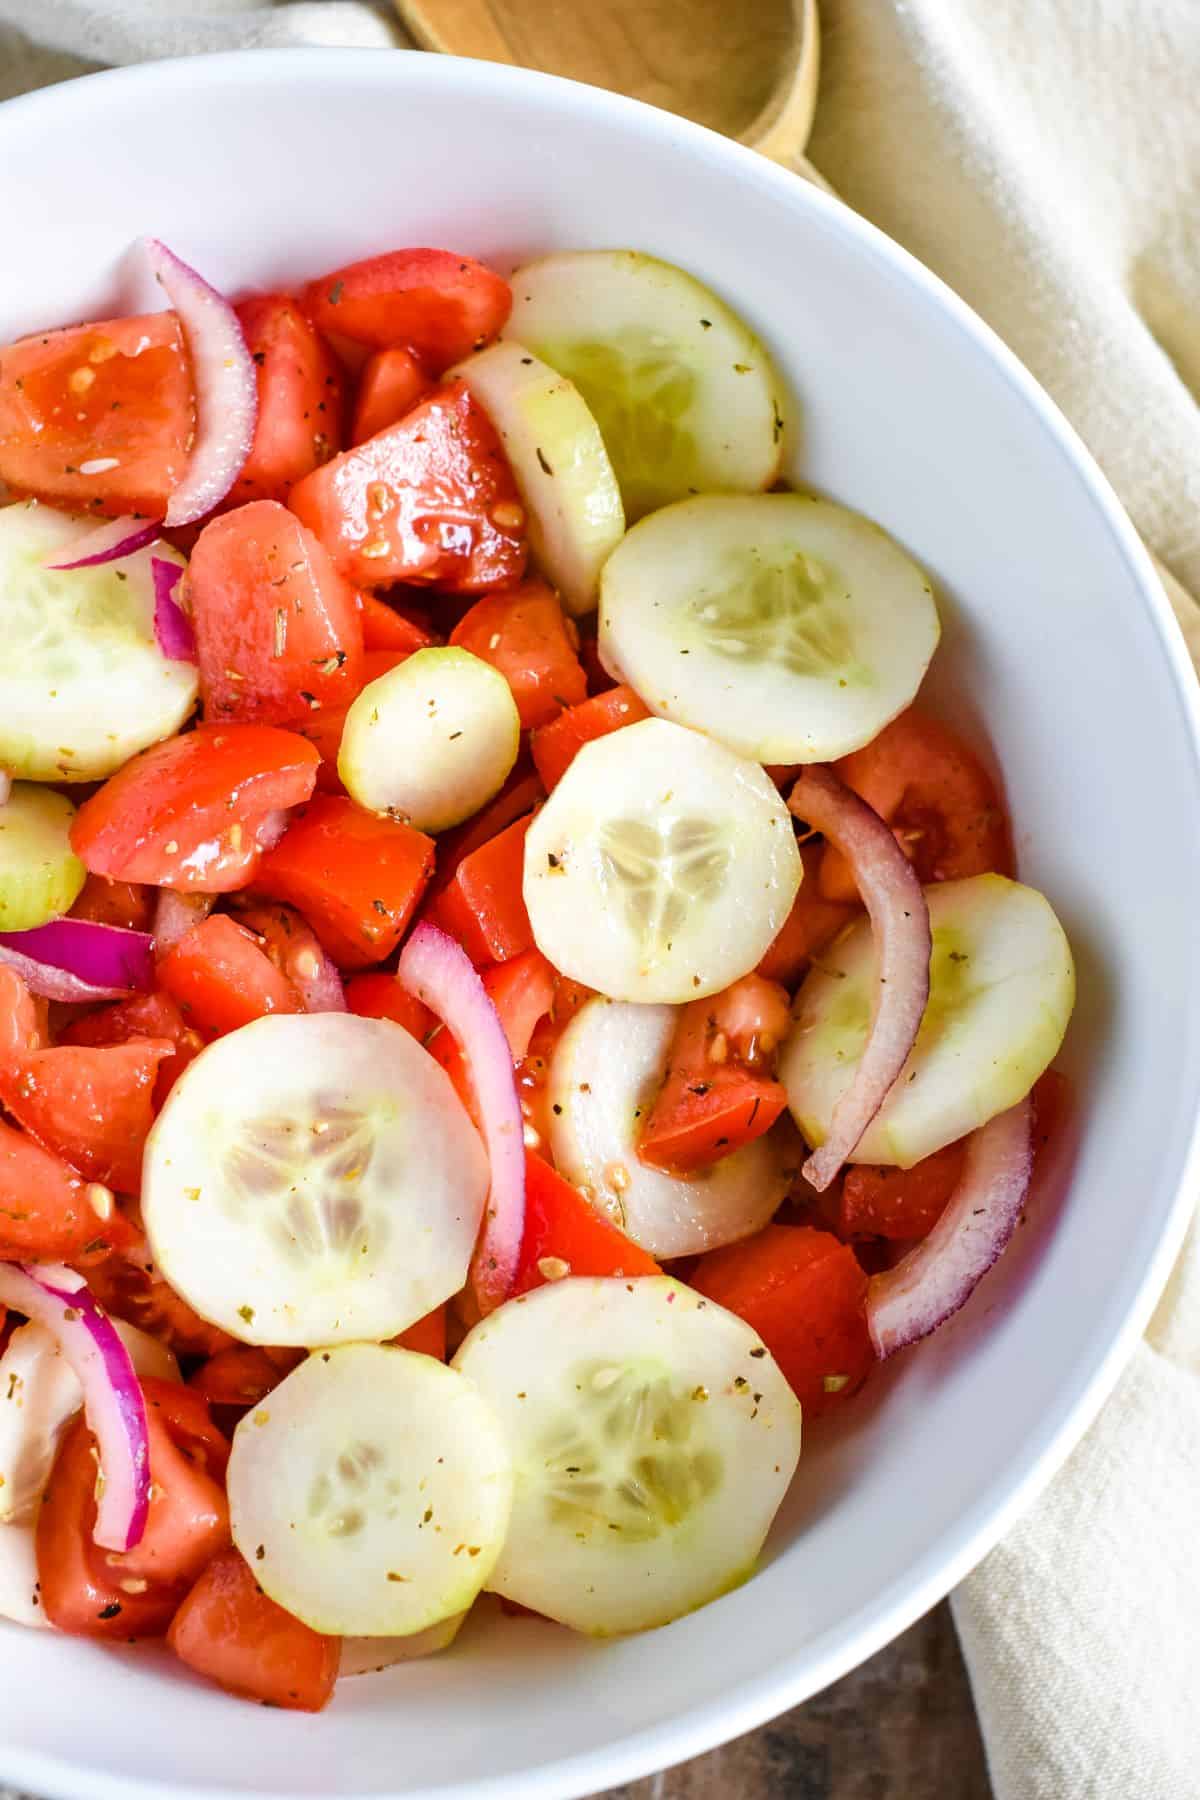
[2,43,1200,1800]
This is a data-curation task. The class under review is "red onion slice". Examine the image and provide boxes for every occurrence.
[866,1098,1034,1357]
[142,237,257,526]
[397,923,525,1313]
[43,515,161,571]
[788,765,931,1191]
[151,556,196,662]
[152,888,216,956]
[0,919,155,1002]
[0,1263,151,1551]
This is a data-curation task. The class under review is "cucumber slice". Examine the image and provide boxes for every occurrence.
[453,1275,802,1635]
[599,494,941,763]
[549,997,794,1257]
[338,646,520,832]
[781,874,1075,1167]
[340,1611,466,1676]
[0,782,85,931]
[142,1013,489,1346]
[449,342,624,616]
[523,717,800,1003]
[505,251,786,520]
[228,1345,513,1636]
[0,502,197,781]
[0,1523,44,1628]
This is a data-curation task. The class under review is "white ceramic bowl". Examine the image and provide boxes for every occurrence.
[1,47,1199,1800]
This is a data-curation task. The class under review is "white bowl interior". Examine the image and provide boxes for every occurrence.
[1,49,1199,1800]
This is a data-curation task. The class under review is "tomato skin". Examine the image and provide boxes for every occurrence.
[836,1142,967,1241]
[0,312,193,517]
[0,1117,129,1262]
[530,685,651,792]
[253,794,435,968]
[359,593,439,653]
[0,965,45,1065]
[638,981,789,1174]
[38,1378,230,1639]
[301,248,511,368]
[188,501,365,728]
[68,874,156,933]
[450,581,588,731]
[352,346,434,443]
[427,815,533,966]
[512,1152,660,1296]
[818,708,1013,902]
[690,1225,874,1416]
[0,1040,173,1194]
[189,1345,303,1413]
[427,764,543,902]
[60,989,204,1108]
[756,841,858,988]
[158,914,302,1036]
[288,380,527,592]
[345,971,435,1042]
[230,296,344,505]
[482,950,557,1062]
[169,1547,340,1711]
[70,724,320,892]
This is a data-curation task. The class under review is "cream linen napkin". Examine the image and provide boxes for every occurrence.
[1,5,1198,1797]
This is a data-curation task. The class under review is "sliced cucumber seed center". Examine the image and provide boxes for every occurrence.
[217,1097,392,1266]
[686,551,867,683]
[537,1360,724,1542]
[551,333,698,516]
[305,1437,405,1542]
[596,816,732,952]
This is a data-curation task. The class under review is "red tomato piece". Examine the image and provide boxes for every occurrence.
[60,989,205,1108]
[158,914,301,1037]
[169,1547,340,1711]
[84,1239,234,1359]
[530,685,651,792]
[513,1151,661,1296]
[187,501,365,728]
[393,1305,447,1360]
[427,763,543,901]
[301,248,511,368]
[68,874,155,933]
[0,1118,127,1262]
[253,794,434,969]
[38,1378,229,1639]
[756,841,859,989]
[345,971,435,1043]
[482,950,557,1062]
[638,978,790,1174]
[427,815,533,967]
[230,295,344,505]
[288,380,527,592]
[0,1041,173,1194]
[449,580,587,731]
[836,1141,967,1242]
[819,707,1013,902]
[352,346,434,443]
[189,1345,304,1413]
[70,724,320,892]
[0,312,193,517]
[690,1225,874,1416]
[359,592,439,653]
[0,965,45,1064]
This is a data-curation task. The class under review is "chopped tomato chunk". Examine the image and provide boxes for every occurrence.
[0,1118,128,1262]
[0,1040,173,1193]
[288,380,527,592]
[0,965,45,1065]
[352,346,434,443]
[483,949,557,1061]
[253,794,434,968]
[450,580,587,731]
[169,1548,340,1711]
[70,724,320,892]
[158,913,302,1036]
[345,971,435,1043]
[189,1345,304,1413]
[836,1141,967,1241]
[187,501,364,727]
[513,1151,660,1296]
[83,1239,234,1359]
[756,841,858,988]
[690,1225,873,1416]
[68,874,155,933]
[638,977,790,1173]
[60,989,204,1108]
[428,763,543,901]
[394,1305,447,1360]
[0,312,193,516]
[359,593,439,653]
[427,815,532,966]
[38,1379,229,1639]
[230,295,344,504]
[301,248,511,369]
[530,684,651,791]
[818,707,1013,901]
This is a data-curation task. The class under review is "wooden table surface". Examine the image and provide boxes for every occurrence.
[594,1602,992,1799]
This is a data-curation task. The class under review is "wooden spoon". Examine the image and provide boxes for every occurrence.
[393,0,825,184]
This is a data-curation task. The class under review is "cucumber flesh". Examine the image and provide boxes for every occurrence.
[339,646,519,832]
[548,997,794,1257]
[781,874,1075,1167]
[599,493,941,764]
[523,717,801,1003]
[142,1013,489,1346]
[450,342,624,616]
[0,501,197,781]
[340,1612,466,1676]
[453,1276,802,1635]
[0,782,86,931]
[228,1345,513,1636]
[505,251,786,520]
